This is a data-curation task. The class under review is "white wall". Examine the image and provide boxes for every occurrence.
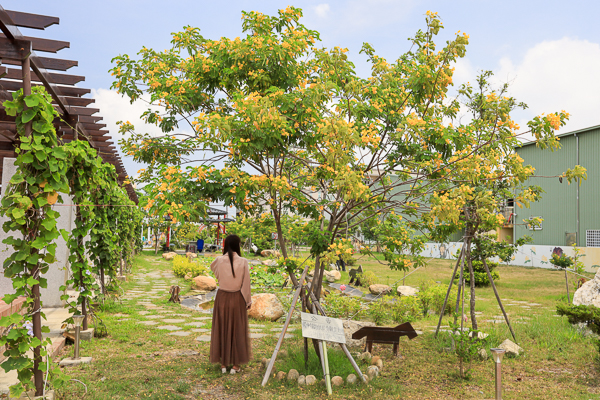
[421,241,600,273]
[0,158,73,307]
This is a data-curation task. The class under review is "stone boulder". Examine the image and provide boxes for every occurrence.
[261,249,281,258]
[498,339,523,356]
[192,276,217,291]
[366,365,379,380]
[573,269,600,307]
[186,252,197,259]
[346,374,357,385]
[305,375,317,385]
[331,376,344,386]
[369,284,391,295]
[298,375,306,386]
[248,293,285,321]
[261,259,277,267]
[397,285,419,297]
[162,252,176,260]
[276,371,287,380]
[324,270,342,283]
[342,320,376,347]
[288,369,299,381]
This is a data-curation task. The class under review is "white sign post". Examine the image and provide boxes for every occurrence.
[301,312,346,343]
[301,312,346,395]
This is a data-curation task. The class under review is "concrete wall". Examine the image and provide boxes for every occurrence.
[0,158,72,307]
[421,241,600,273]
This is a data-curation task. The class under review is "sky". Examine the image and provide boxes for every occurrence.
[4,0,600,187]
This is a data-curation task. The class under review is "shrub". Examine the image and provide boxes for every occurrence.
[367,295,423,325]
[454,260,499,287]
[358,270,378,287]
[249,264,287,287]
[417,281,456,316]
[323,294,365,320]
[172,255,210,278]
[556,303,600,336]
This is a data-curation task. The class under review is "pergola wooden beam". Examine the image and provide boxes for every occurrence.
[5,10,59,30]
[3,66,84,85]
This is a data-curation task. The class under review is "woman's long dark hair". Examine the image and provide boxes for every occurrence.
[223,234,242,277]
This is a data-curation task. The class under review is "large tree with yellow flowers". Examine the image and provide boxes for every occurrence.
[110,7,571,301]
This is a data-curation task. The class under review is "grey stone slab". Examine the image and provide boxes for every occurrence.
[117,318,130,321]
[328,283,364,297]
[274,333,294,339]
[193,317,212,321]
[59,357,93,367]
[138,311,151,315]
[138,321,159,326]
[249,324,266,328]
[145,315,163,319]
[168,331,192,337]
[250,333,267,339]
[157,325,182,331]
[185,322,207,327]
[162,319,185,324]
[270,328,296,332]
[249,329,263,333]
[195,335,211,342]
[191,328,211,333]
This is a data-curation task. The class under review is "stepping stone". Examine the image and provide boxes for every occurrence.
[528,303,542,306]
[139,321,159,326]
[145,315,163,319]
[156,310,170,313]
[168,331,191,337]
[195,336,211,342]
[249,329,263,333]
[162,319,185,323]
[147,295,162,299]
[250,333,267,339]
[270,328,296,332]
[171,314,191,317]
[186,322,207,327]
[193,317,212,321]
[249,324,266,328]
[113,313,129,317]
[191,328,211,333]
[129,290,145,293]
[273,333,294,339]
[138,311,151,315]
[157,325,182,331]
[117,318,130,321]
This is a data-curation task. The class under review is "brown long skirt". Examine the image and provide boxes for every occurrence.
[209,289,251,366]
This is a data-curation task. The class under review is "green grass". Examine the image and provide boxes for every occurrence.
[53,250,600,400]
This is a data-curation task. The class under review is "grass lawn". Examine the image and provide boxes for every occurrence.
[53,250,600,399]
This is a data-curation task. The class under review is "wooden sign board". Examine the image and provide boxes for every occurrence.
[301,312,346,344]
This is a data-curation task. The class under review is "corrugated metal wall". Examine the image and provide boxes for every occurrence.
[578,127,600,246]
[515,126,600,246]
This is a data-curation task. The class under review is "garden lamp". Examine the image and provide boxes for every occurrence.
[490,348,505,400]
[72,314,85,359]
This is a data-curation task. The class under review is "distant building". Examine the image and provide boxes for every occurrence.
[514,124,600,247]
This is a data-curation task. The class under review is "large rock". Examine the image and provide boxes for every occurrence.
[288,369,299,381]
[573,269,600,307]
[262,259,277,267]
[162,252,177,260]
[343,320,376,347]
[186,252,197,259]
[369,284,391,295]
[397,285,419,297]
[324,270,342,283]
[261,249,281,257]
[498,339,523,356]
[192,276,217,291]
[366,366,379,379]
[331,376,344,386]
[346,374,358,385]
[305,375,317,386]
[248,293,285,321]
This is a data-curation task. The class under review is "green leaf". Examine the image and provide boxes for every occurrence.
[21,109,36,124]
[24,94,40,107]
[9,174,24,185]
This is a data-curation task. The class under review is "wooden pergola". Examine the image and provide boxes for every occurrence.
[0,6,137,203]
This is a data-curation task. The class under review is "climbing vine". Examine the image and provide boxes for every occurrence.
[0,88,68,397]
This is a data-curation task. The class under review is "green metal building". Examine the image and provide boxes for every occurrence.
[514,124,600,247]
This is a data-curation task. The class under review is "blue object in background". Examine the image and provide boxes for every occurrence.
[197,239,204,252]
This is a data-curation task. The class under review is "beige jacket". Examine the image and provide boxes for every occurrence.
[210,253,252,308]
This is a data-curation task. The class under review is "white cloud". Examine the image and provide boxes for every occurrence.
[91,88,165,142]
[314,3,330,18]
[494,37,600,134]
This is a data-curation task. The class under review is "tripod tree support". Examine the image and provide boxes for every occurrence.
[482,258,517,342]
[435,242,466,338]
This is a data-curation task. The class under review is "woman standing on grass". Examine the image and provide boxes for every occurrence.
[209,234,252,374]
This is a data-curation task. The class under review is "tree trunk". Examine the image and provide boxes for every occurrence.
[466,253,478,331]
[565,269,571,303]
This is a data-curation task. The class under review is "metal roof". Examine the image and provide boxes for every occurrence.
[517,124,600,148]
